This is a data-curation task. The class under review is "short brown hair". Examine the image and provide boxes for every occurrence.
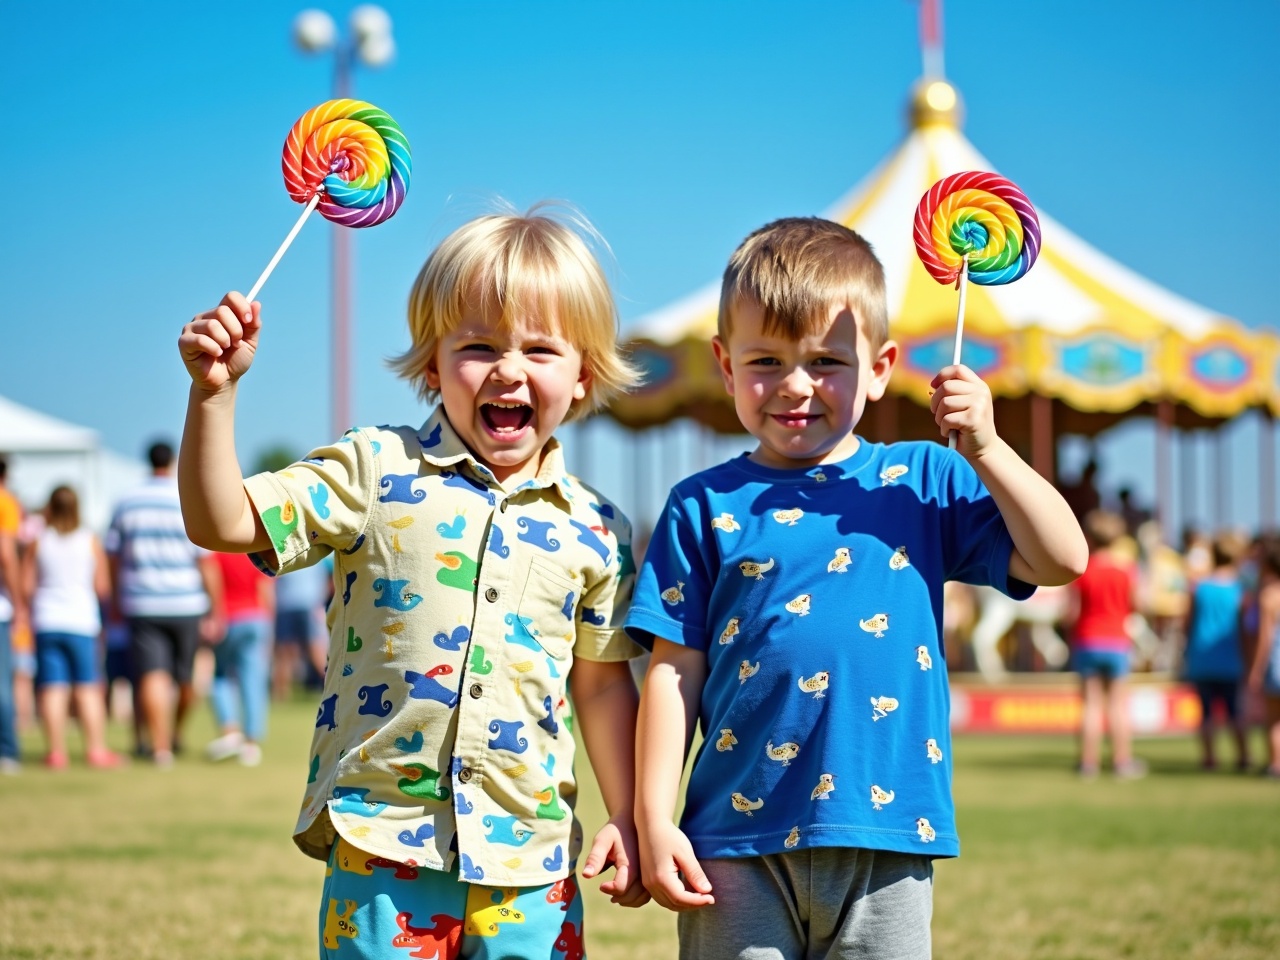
[1083,509,1127,550]
[718,217,889,348]
[389,202,639,421]
[46,485,80,534]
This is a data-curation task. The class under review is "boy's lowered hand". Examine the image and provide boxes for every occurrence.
[639,818,714,911]
[179,291,262,394]
[583,814,651,907]
[929,364,996,458]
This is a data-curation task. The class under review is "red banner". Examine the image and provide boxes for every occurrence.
[950,681,1201,734]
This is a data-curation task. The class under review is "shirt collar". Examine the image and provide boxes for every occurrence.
[415,407,575,505]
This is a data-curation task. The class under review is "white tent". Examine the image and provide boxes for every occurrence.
[0,395,147,532]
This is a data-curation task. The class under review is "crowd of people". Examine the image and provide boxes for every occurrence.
[939,465,1280,780]
[0,446,331,773]
[2,449,1280,783]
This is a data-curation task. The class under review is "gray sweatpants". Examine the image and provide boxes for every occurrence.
[677,848,933,960]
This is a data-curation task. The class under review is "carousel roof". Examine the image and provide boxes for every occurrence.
[613,79,1279,431]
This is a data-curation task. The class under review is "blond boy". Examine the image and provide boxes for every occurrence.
[179,207,648,957]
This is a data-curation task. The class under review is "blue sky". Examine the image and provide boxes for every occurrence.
[3,1,1277,532]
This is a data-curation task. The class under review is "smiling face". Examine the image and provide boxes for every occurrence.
[713,297,897,470]
[425,307,590,487]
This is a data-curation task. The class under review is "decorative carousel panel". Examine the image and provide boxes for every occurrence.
[1159,327,1265,419]
[1023,326,1162,413]
[890,329,1024,405]
[629,341,680,396]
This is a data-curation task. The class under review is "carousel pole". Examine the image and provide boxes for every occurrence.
[1215,424,1230,530]
[1156,400,1174,541]
[1179,428,1195,539]
[1030,394,1054,480]
[1261,411,1276,531]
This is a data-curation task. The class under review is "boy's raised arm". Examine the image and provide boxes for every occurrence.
[636,638,715,911]
[931,364,1088,586]
[177,291,271,554]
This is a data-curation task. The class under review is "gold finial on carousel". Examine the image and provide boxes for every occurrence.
[908,78,964,130]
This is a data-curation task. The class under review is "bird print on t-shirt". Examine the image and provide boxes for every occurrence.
[827,547,852,573]
[860,613,889,637]
[710,513,741,533]
[660,581,685,605]
[811,774,836,801]
[739,558,775,580]
[797,671,829,698]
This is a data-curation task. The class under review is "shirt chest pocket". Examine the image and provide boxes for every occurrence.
[517,556,580,661]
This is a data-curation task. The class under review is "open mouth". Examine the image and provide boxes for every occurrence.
[481,401,533,434]
[771,412,821,428]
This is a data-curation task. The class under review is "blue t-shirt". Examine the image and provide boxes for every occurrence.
[1184,577,1244,681]
[625,439,1033,860]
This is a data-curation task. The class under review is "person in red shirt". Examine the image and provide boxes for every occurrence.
[204,552,274,766]
[1065,510,1145,779]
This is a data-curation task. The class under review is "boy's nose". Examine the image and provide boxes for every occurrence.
[778,368,814,398]
[491,353,528,384]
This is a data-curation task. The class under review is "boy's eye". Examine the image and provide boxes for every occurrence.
[812,357,845,366]
[526,345,559,356]
[747,357,780,367]
[460,343,496,353]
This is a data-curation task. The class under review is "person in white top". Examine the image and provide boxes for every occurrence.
[21,486,121,769]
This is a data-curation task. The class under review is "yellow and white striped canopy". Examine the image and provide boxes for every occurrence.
[614,80,1279,430]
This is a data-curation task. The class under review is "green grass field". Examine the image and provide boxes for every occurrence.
[1,698,1276,959]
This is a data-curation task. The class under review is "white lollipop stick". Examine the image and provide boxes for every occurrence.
[947,256,969,451]
[245,193,322,303]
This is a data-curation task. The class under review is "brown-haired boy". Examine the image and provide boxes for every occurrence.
[627,217,1087,958]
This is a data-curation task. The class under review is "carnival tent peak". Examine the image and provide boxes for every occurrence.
[616,75,1278,432]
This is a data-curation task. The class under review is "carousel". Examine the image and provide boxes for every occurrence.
[605,75,1280,535]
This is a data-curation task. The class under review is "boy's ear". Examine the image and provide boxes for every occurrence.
[865,339,899,402]
[573,359,592,402]
[711,335,735,396]
[423,350,441,391]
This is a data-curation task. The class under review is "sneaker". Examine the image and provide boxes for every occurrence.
[0,757,20,776]
[1076,763,1100,779]
[44,752,69,771]
[238,743,263,767]
[205,732,245,762]
[87,749,125,769]
[1114,759,1149,780]
[153,749,175,769]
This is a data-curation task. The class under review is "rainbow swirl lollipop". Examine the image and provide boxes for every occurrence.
[282,99,411,227]
[913,171,1040,286]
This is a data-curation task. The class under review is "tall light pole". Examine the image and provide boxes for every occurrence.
[294,6,396,439]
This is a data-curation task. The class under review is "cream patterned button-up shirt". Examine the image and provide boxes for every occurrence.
[243,408,639,886]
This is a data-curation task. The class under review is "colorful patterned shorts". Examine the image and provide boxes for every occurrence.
[321,838,586,959]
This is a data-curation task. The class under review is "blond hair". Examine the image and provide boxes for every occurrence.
[718,217,889,349]
[389,202,638,420]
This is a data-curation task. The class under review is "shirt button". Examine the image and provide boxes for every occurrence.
[458,767,473,783]
[469,683,483,699]
[485,587,499,603]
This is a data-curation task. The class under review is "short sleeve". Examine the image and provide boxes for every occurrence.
[624,490,715,651]
[103,509,122,555]
[939,450,1035,601]
[243,430,378,576]
[574,511,642,662]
